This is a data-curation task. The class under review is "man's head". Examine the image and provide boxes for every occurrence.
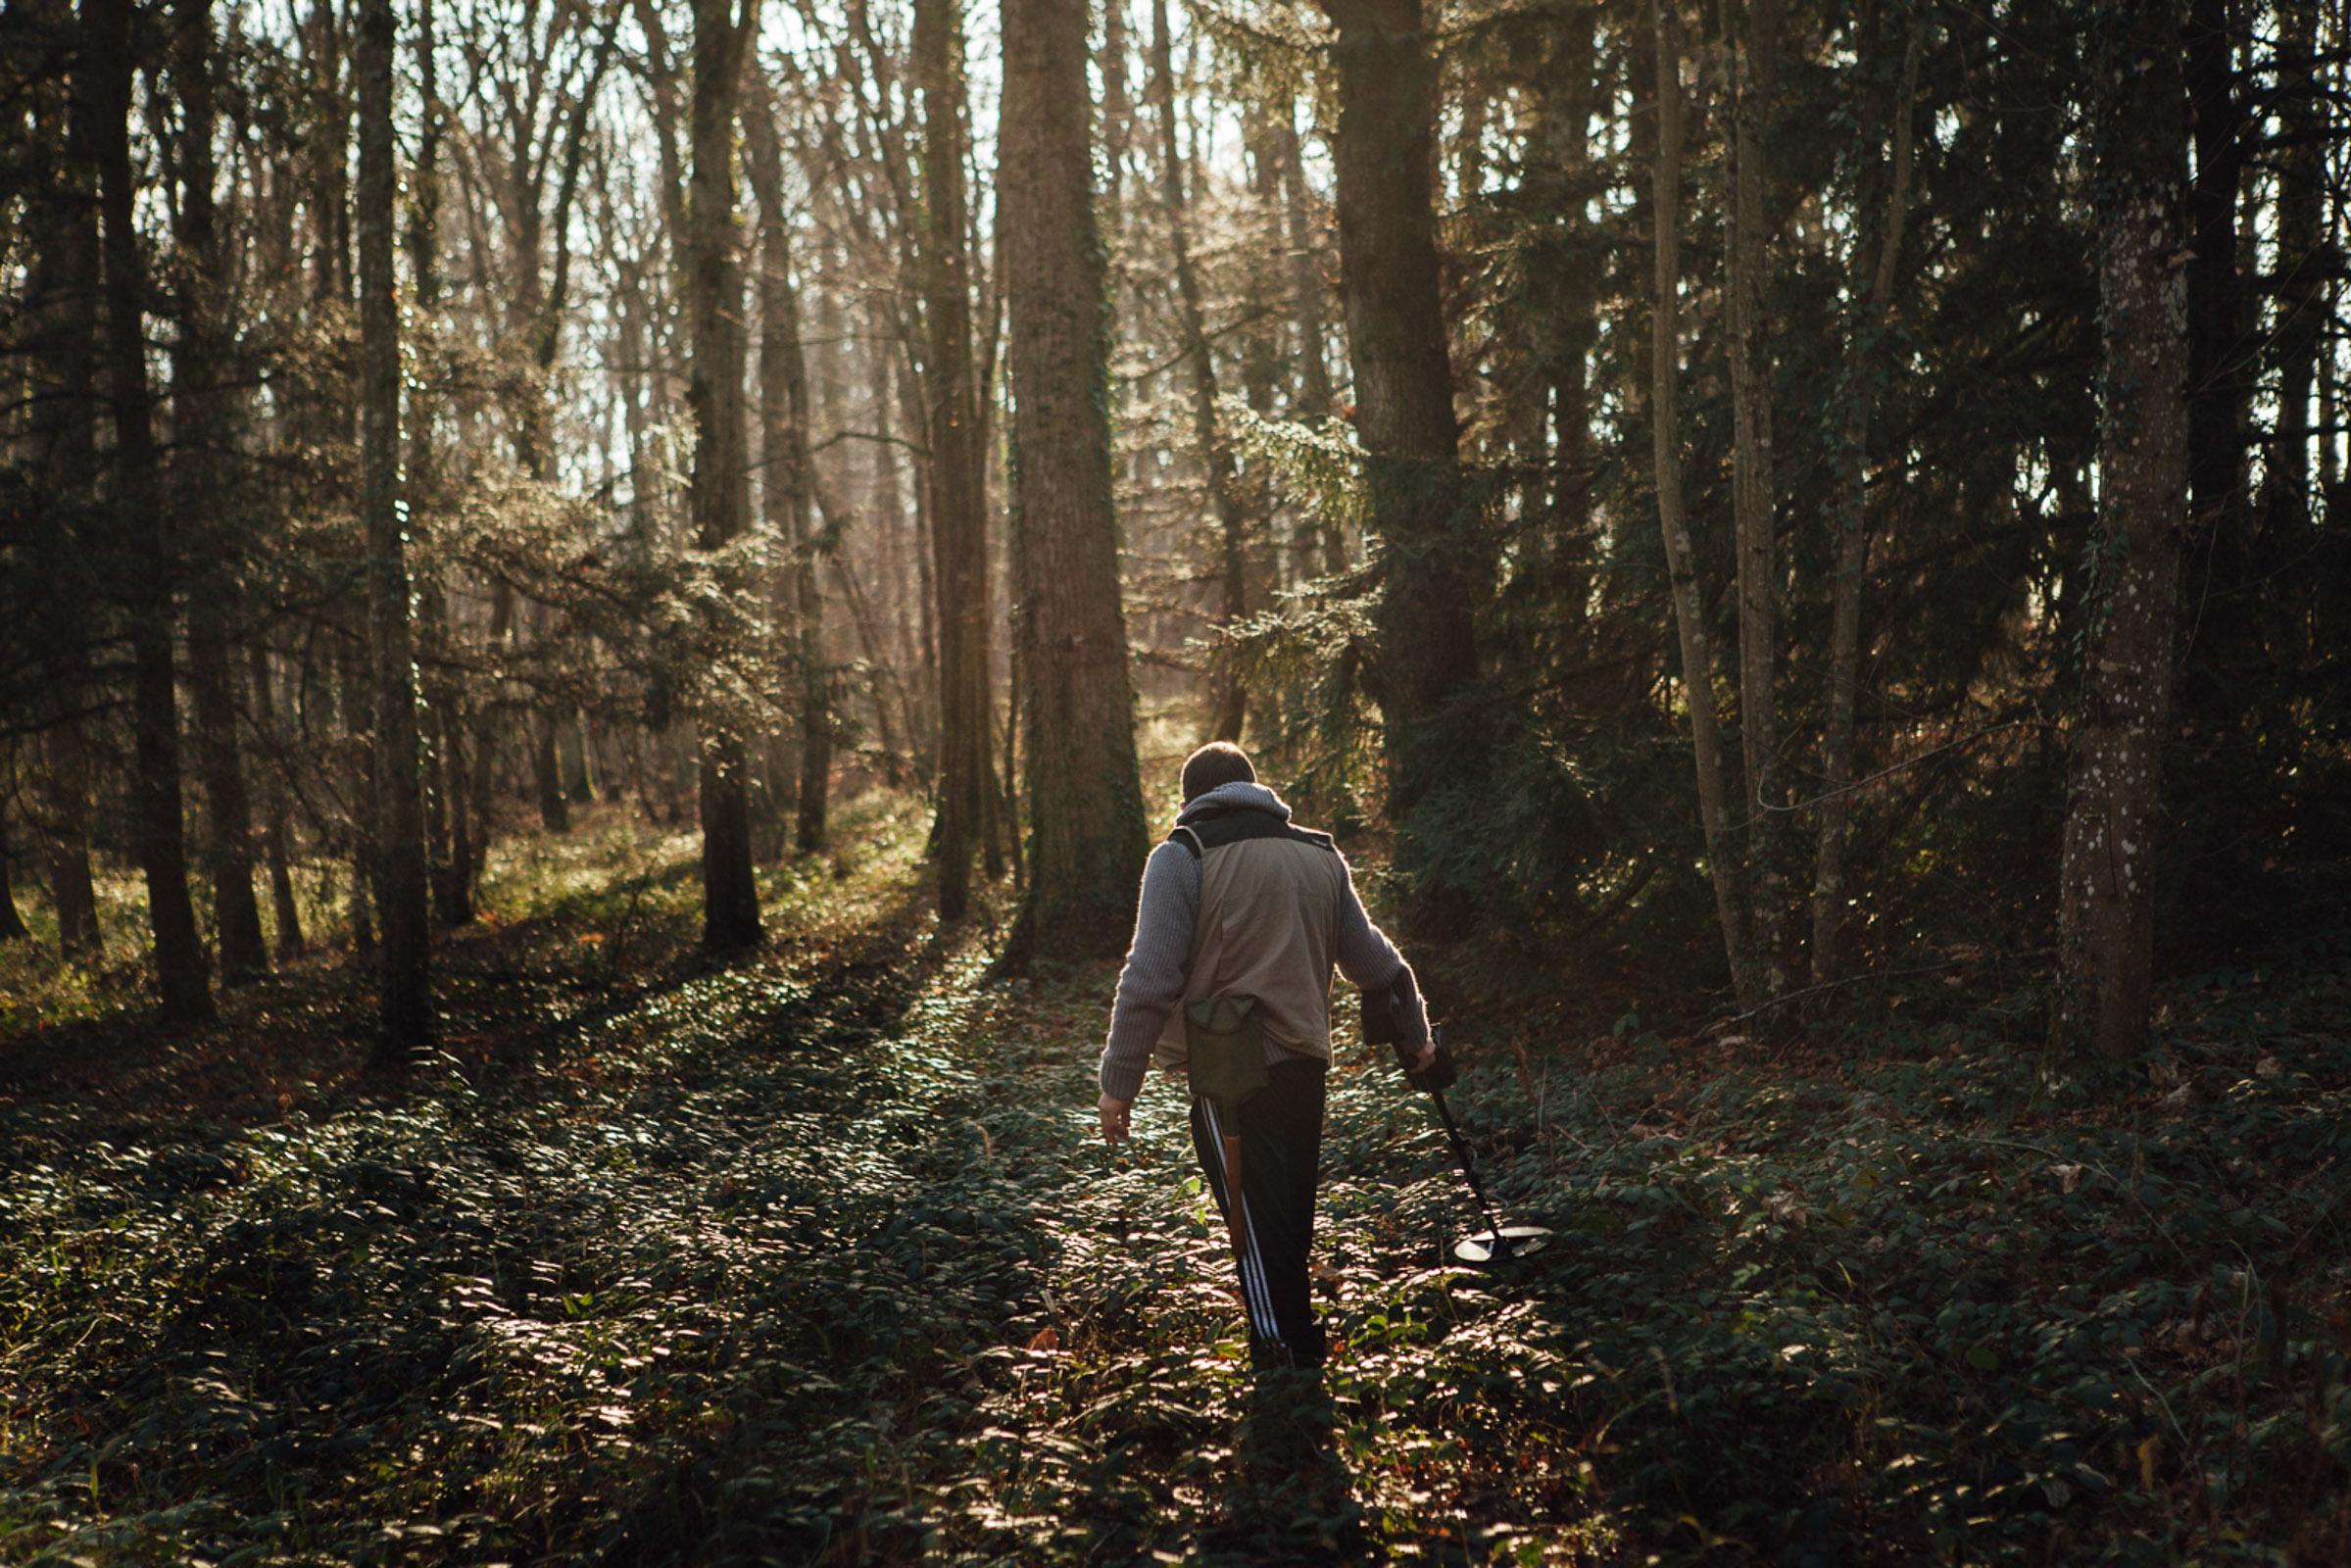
[1181,741,1256,805]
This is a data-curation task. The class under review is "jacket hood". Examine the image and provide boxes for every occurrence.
[1176,780,1293,823]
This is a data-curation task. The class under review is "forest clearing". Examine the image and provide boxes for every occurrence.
[4,803,2348,1565]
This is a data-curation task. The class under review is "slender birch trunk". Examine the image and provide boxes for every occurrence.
[1651,0,1759,1013]
[1810,9,1927,987]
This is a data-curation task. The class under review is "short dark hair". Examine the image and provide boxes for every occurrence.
[1181,741,1255,804]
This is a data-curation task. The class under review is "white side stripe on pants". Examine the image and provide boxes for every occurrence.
[1201,1099,1280,1340]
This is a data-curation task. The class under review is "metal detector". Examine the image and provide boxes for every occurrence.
[1365,991,1553,1268]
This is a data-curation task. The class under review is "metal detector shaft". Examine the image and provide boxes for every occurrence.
[1403,1025,1506,1240]
[1428,1081,1505,1239]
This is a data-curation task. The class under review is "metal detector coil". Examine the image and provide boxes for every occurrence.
[1391,1019,1554,1270]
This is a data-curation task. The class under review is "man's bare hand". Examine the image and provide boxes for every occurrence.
[1099,1094,1133,1147]
[1407,1043,1438,1075]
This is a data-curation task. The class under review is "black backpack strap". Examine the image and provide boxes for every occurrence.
[1168,824,1205,858]
[1174,808,1336,856]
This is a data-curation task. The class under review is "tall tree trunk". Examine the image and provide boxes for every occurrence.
[358,0,432,1061]
[1150,0,1250,743]
[529,699,570,833]
[21,0,104,958]
[306,0,352,307]
[830,548,906,780]
[1650,0,1759,1013]
[409,0,468,926]
[687,0,762,950]
[175,0,269,982]
[1101,0,1132,214]
[90,0,215,1023]
[2262,0,2322,645]
[339,629,377,956]
[1810,7,1927,987]
[249,641,307,957]
[746,88,834,855]
[1275,107,1342,574]
[2057,0,2189,1060]
[43,701,102,957]
[899,349,942,768]
[1723,0,1783,987]
[1240,108,1289,587]
[914,0,994,922]
[0,786,29,943]
[2177,0,2253,739]
[460,582,516,906]
[561,714,593,803]
[186,615,266,975]
[1315,0,1480,935]
[1000,0,1150,962]
[871,348,924,781]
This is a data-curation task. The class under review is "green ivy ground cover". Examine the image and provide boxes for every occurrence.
[3,806,2347,1564]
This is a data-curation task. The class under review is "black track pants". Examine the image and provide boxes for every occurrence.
[1189,1057,1327,1368]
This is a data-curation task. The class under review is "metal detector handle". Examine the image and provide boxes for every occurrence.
[1366,984,1454,1092]
[1396,1025,1456,1094]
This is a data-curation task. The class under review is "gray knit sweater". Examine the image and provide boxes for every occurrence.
[1099,781,1430,1102]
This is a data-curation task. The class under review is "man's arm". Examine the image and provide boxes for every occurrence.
[1098,841,1200,1126]
[1333,854,1435,1067]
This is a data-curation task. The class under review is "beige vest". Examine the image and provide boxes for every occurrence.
[1152,833,1347,1074]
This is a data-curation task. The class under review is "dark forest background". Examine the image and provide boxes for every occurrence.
[1,0,2344,1050]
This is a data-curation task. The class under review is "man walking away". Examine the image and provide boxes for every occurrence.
[1098,742,1434,1370]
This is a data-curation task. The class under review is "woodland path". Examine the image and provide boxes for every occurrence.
[5,806,2347,1564]
[2,809,1587,1566]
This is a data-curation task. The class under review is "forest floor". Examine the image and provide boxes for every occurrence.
[3,799,2349,1566]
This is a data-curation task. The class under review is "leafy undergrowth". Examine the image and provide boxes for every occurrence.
[3,805,2349,1565]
